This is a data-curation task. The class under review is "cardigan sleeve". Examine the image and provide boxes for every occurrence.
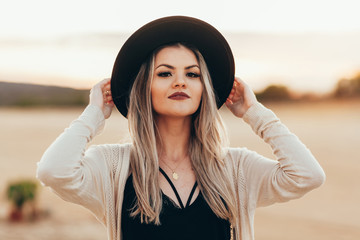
[237,102,325,208]
[36,105,110,223]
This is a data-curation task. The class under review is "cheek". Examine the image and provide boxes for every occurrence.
[193,82,204,103]
[150,86,158,108]
[150,81,165,110]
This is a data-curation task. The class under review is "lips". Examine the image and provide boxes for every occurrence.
[168,92,190,100]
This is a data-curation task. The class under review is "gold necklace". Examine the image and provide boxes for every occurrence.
[160,156,187,180]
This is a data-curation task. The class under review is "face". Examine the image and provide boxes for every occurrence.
[151,45,203,118]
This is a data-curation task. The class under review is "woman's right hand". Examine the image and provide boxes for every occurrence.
[89,78,114,119]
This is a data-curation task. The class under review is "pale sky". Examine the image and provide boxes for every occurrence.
[1,0,360,38]
[1,0,360,93]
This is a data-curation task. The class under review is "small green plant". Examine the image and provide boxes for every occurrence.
[6,179,38,221]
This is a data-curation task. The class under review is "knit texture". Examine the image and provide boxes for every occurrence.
[37,103,325,240]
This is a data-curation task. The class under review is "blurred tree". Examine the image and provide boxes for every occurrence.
[256,84,292,102]
[334,72,360,98]
[6,179,38,221]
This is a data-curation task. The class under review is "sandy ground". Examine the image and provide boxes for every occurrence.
[0,100,359,239]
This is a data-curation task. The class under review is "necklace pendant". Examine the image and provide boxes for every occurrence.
[172,172,179,180]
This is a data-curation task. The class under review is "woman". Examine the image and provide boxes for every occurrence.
[37,16,325,240]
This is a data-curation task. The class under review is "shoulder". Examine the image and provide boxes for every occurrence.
[86,143,132,164]
[223,147,264,173]
[89,142,132,153]
[85,143,132,178]
[224,147,257,162]
[223,147,247,172]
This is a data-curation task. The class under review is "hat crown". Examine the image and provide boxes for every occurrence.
[111,16,235,118]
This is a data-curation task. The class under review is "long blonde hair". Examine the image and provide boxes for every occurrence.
[128,43,237,225]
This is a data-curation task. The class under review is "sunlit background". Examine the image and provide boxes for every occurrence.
[1,1,360,240]
[1,0,360,93]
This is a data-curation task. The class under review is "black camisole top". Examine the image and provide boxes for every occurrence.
[121,168,230,240]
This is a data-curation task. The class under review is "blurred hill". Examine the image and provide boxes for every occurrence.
[1,73,359,107]
[0,82,89,107]
[0,81,300,107]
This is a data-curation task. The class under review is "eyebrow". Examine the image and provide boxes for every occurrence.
[155,64,200,70]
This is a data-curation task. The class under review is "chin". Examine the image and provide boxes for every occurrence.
[155,109,197,118]
[167,112,194,118]
[154,105,198,117]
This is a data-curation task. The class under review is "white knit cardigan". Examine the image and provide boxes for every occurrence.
[37,103,325,240]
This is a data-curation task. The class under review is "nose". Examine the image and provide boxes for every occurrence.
[172,74,186,88]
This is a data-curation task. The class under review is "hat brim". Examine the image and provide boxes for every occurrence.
[111,16,235,118]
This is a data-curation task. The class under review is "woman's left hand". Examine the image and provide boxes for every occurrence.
[89,78,114,119]
[225,77,258,118]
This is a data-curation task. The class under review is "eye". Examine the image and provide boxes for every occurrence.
[157,72,172,77]
[186,72,200,78]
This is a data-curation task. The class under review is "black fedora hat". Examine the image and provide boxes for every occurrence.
[111,15,235,118]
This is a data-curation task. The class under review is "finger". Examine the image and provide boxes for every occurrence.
[91,79,108,95]
[227,77,241,101]
[235,77,246,87]
[227,87,235,100]
[105,101,113,107]
[234,77,248,88]
[226,98,234,105]
[101,78,111,85]
[98,78,111,91]
[102,81,112,96]
[105,93,113,101]
[103,84,111,92]
[104,92,114,105]
[104,90,112,97]
[236,78,249,94]
[103,79,111,88]
[234,76,243,84]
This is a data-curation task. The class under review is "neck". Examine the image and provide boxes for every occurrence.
[155,115,192,163]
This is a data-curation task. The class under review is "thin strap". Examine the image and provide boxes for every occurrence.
[185,181,198,208]
[159,167,185,209]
